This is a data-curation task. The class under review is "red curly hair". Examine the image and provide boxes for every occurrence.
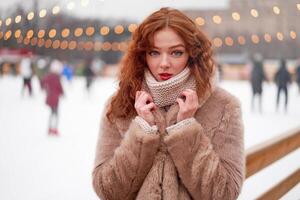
[107,7,215,122]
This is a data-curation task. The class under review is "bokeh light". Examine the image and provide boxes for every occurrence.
[195,17,205,26]
[213,37,223,47]
[4,30,12,40]
[39,9,47,18]
[250,9,259,18]
[14,29,22,38]
[212,15,222,24]
[276,32,284,41]
[61,28,70,38]
[94,41,102,51]
[264,33,272,43]
[49,29,57,38]
[27,12,35,20]
[15,15,22,23]
[52,6,60,15]
[273,6,280,15]
[237,36,246,45]
[26,30,34,39]
[74,27,83,37]
[38,30,45,38]
[85,27,95,36]
[290,31,297,39]
[225,37,234,46]
[114,25,124,34]
[251,34,260,44]
[232,12,241,21]
[5,18,12,26]
[100,26,110,36]
[128,24,138,33]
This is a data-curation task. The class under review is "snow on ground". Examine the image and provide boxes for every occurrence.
[0,75,299,200]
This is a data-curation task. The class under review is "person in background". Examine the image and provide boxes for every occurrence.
[35,58,49,90]
[19,57,33,96]
[84,58,95,92]
[216,62,223,82]
[41,60,64,136]
[62,61,74,83]
[250,53,266,113]
[91,58,105,77]
[92,7,244,200]
[274,59,291,112]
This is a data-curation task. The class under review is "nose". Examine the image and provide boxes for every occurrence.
[159,54,170,69]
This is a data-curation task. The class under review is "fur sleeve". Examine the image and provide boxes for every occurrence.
[164,98,245,200]
[92,109,160,200]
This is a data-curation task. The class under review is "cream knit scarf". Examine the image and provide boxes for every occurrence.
[143,67,197,107]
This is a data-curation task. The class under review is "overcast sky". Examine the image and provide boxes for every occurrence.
[0,0,229,21]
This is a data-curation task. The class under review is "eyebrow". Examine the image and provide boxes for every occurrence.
[152,44,186,49]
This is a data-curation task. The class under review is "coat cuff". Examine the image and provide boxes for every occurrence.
[166,118,196,134]
[134,116,158,134]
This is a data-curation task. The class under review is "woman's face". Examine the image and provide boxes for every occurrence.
[146,28,189,82]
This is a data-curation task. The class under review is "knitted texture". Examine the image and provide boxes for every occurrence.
[144,67,197,107]
[166,117,196,134]
[134,116,158,134]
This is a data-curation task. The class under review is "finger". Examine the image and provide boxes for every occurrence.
[135,91,146,108]
[186,89,198,100]
[143,102,156,112]
[138,92,148,103]
[180,90,191,96]
[135,91,141,106]
[182,89,196,96]
[181,90,197,104]
[135,90,140,99]
[180,90,191,102]
[141,91,153,100]
[140,91,153,104]
[176,98,185,108]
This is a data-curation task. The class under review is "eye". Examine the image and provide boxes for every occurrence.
[148,50,160,57]
[172,50,184,57]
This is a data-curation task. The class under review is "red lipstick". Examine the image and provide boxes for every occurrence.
[159,73,172,81]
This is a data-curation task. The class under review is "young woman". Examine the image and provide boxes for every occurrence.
[93,7,244,200]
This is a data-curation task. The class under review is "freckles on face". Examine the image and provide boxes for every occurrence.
[146,28,189,82]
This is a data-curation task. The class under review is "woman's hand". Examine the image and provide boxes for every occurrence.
[176,89,199,122]
[134,91,156,126]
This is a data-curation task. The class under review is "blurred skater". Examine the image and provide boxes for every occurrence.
[83,58,95,92]
[41,60,64,135]
[62,61,74,83]
[250,54,266,112]
[20,57,33,96]
[275,59,291,112]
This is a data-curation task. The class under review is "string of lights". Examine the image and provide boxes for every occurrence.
[0,24,137,42]
[1,3,299,37]
[0,27,297,52]
[0,2,299,54]
[7,33,130,52]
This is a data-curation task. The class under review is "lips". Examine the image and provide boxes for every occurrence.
[159,73,172,81]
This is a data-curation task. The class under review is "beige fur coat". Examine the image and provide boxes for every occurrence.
[92,87,245,200]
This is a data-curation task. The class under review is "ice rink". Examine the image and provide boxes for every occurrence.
[0,76,299,200]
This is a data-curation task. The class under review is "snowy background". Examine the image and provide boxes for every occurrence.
[0,76,299,200]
